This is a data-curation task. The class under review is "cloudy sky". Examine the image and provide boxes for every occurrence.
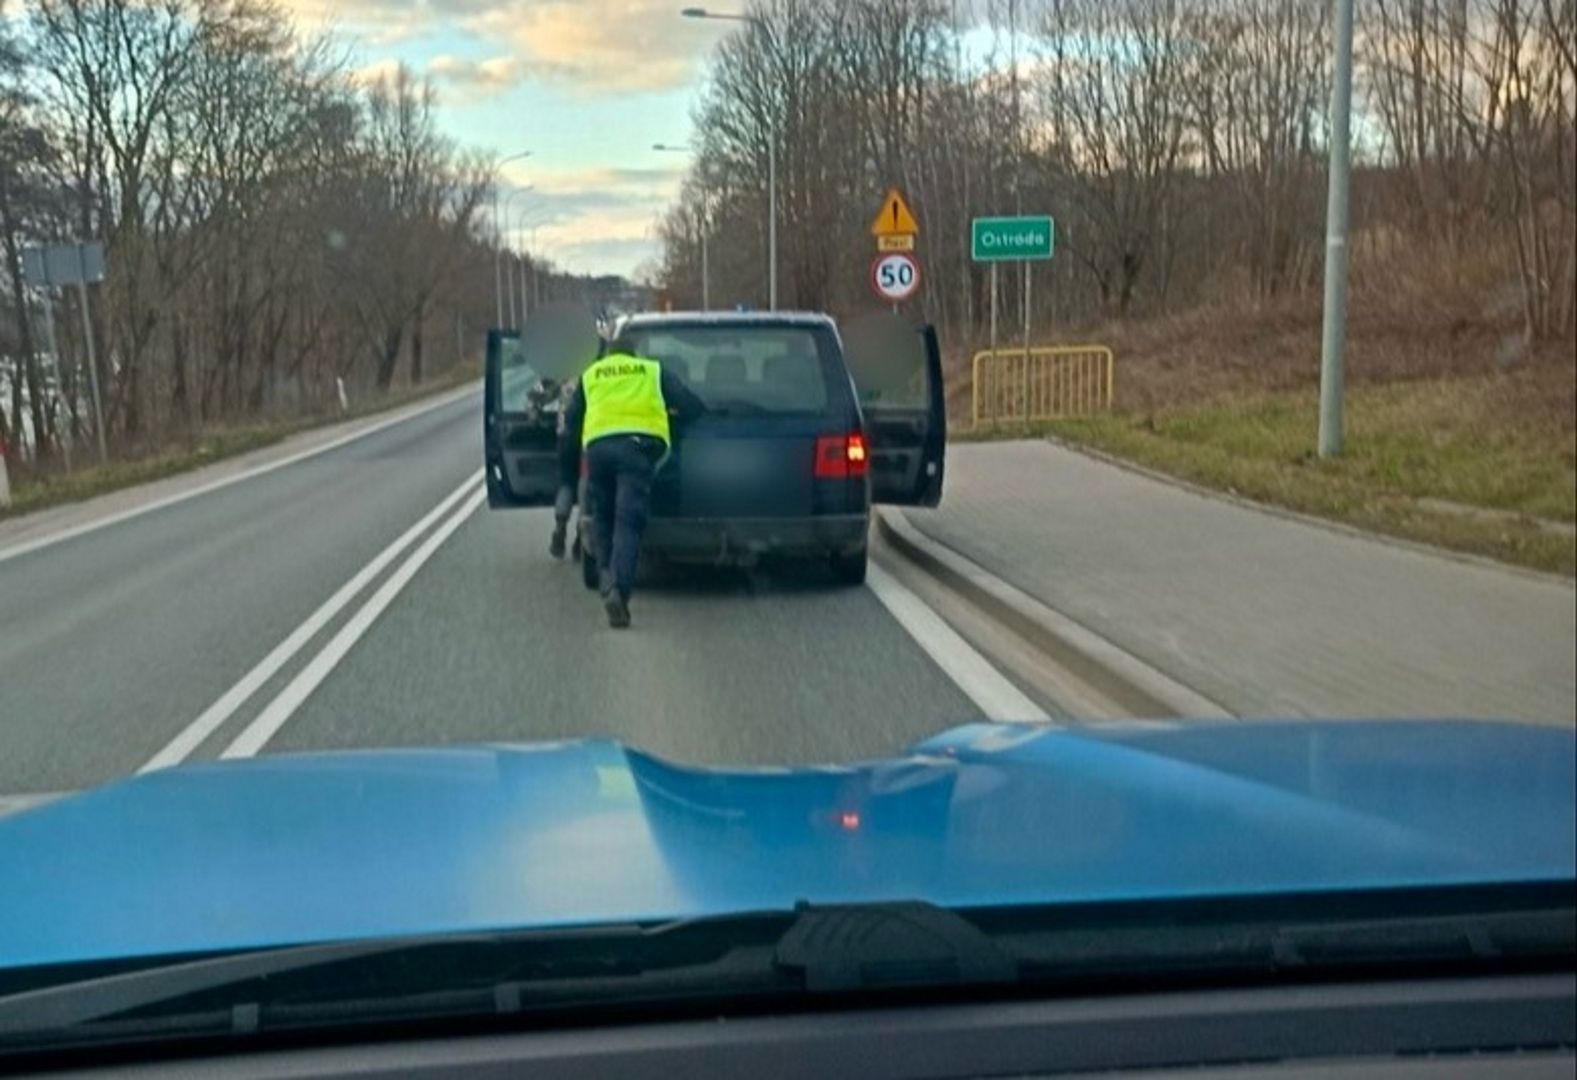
[286,0,730,278]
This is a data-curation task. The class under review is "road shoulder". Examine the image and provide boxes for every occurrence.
[0,382,478,561]
[1042,433,1576,589]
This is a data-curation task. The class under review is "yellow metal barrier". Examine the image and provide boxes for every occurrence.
[970,345,1114,429]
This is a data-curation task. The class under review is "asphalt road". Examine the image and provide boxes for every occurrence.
[0,391,982,796]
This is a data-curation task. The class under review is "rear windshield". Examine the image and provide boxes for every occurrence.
[622,324,838,415]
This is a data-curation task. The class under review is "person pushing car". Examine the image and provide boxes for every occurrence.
[546,373,582,562]
[562,336,704,628]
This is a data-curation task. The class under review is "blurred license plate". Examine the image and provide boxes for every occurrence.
[685,443,769,485]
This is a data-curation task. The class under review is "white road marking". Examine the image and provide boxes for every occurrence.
[220,485,488,758]
[139,470,483,772]
[866,561,1052,723]
[0,385,477,566]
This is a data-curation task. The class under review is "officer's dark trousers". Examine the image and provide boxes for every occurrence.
[585,434,662,599]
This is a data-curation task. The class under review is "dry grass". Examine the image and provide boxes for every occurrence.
[954,286,1576,575]
[2,364,478,521]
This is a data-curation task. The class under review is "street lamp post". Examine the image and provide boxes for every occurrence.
[515,254,529,325]
[504,186,535,328]
[513,204,555,320]
[1317,0,1355,458]
[681,8,777,310]
[493,150,533,326]
[505,248,517,328]
[530,226,544,308]
[654,143,710,310]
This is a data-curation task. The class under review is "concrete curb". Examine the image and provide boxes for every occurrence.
[876,508,1234,720]
[1040,434,1576,589]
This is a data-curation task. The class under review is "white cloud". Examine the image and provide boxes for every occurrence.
[282,0,720,94]
[349,57,403,86]
[425,53,550,100]
[499,165,679,235]
[495,164,680,273]
[463,1,716,94]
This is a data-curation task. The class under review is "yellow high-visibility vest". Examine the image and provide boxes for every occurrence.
[581,353,671,449]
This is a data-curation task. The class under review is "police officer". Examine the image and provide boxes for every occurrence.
[563,337,704,628]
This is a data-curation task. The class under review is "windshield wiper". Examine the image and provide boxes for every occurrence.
[3,888,1570,1055]
[0,902,1010,1047]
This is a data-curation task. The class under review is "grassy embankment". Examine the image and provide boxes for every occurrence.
[955,299,1576,576]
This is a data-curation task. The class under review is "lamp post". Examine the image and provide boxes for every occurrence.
[492,150,532,325]
[681,7,776,310]
[654,143,710,310]
[504,185,535,328]
[530,226,544,308]
[1317,0,1355,457]
[513,205,555,320]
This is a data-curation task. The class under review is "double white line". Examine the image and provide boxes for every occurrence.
[140,470,486,772]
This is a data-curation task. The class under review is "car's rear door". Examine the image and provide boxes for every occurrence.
[839,312,946,506]
[483,304,599,509]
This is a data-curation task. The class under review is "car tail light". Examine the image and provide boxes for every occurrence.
[815,434,869,479]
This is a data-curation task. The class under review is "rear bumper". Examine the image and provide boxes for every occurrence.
[643,514,868,564]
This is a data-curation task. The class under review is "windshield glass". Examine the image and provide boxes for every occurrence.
[621,324,835,413]
[0,0,1572,1062]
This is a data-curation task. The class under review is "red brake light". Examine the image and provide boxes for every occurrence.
[815,434,869,479]
[846,433,869,476]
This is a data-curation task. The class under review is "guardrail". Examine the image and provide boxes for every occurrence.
[970,345,1114,429]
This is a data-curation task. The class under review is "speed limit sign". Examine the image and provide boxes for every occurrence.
[870,252,921,303]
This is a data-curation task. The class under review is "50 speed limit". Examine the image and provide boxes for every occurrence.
[870,252,920,303]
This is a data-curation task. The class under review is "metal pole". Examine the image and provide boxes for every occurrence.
[38,287,70,473]
[506,251,517,328]
[988,263,998,354]
[526,253,539,324]
[1021,262,1032,419]
[1022,260,1032,357]
[532,234,542,309]
[767,121,778,310]
[1318,0,1356,458]
[493,192,504,327]
[74,248,107,464]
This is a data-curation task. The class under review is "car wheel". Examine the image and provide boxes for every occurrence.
[829,546,868,586]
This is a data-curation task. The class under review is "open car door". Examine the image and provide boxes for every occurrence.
[484,303,600,509]
[839,312,946,507]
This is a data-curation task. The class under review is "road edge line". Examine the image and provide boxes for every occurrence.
[876,508,1234,720]
[0,382,478,566]
[866,561,1051,724]
[139,470,483,773]
[220,485,488,759]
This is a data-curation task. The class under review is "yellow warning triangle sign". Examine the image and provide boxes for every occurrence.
[871,187,920,236]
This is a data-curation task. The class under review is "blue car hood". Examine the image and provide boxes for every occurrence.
[1,720,1573,969]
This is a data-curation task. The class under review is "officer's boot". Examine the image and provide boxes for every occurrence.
[549,517,568,559]
[603,588,630,629]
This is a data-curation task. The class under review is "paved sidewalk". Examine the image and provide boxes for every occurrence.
[907,441,1575,725]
